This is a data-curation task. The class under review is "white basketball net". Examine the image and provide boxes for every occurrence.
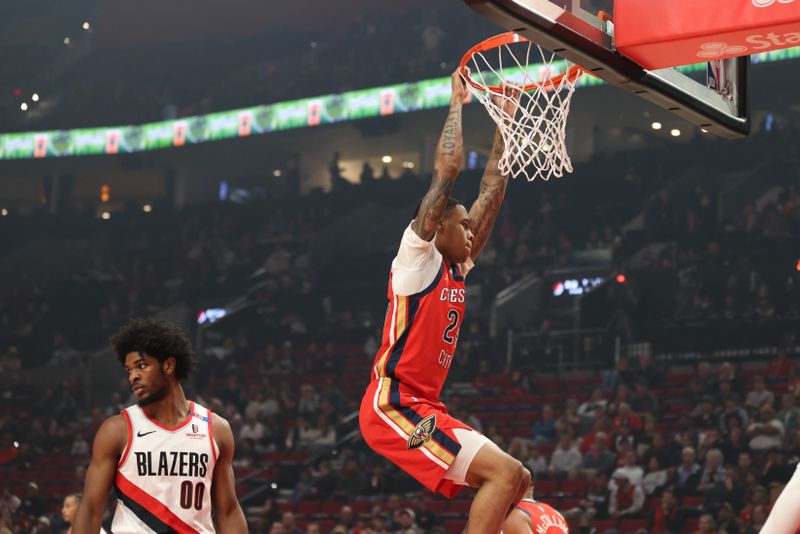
[463,38,583,182]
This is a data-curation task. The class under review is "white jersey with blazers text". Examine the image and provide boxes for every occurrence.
[111,402,218,534]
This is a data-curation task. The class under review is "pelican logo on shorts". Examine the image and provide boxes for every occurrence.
[752,0,794,7]
[407,414,436,450]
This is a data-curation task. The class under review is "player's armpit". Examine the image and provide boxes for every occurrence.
[210,414,248,533]
[73,415,127,534]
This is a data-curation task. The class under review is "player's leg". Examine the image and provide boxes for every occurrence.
[444,429,531,534]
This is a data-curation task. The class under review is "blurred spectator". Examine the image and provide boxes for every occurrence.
[526,444,549,474]
[747,404,784,451]
[693,396,719,433]
[720,397,749,436]
[715,502,740,534]
[578,389,609,419]
[280,511,303,534]
[776,393,799,440]
[582,432,616,479]
[651,487,685,534]
[396,508,422,534]
[549,433,583,478]
[765,350,796,380]
[532,404,557,444]
[338,505,356,532]
[642,456,668,496]
[0,489,21,517]
[745,377,774,413]
[18,483,45,519]
[630,379,658,415]
[560,398,591,435]
[612,403,643,433]
[698,449,727,494]
[694,513,717,534]
[608,473,645,518]
[611,451,644,488]
[760,448,792,486]
[673,447,701,497]
[413,493,438,531]
[602,358,633,392]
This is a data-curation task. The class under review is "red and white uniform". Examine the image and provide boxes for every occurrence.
[112,402,218,534]
[515,499,569,534]
[360,222,488,498]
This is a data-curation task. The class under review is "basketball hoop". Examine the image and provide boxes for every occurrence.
[459,32,586,182]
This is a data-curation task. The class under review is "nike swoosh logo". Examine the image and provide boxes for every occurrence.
[137,431,156,437]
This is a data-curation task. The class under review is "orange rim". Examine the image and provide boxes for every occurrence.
[459,32,585,94]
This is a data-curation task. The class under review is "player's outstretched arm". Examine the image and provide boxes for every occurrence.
[73,415,127,534]
[468,86,519,261]
[211,415,248,533]
[411,69,467,241]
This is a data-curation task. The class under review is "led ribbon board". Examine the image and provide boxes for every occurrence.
[0,48,797,160]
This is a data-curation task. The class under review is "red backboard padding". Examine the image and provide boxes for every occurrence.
[615,0,800,69]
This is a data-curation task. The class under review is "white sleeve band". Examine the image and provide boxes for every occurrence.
[760,462,800,534]
[391,222,443,296]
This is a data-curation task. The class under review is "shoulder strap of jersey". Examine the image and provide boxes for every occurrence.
[118,408,134,468]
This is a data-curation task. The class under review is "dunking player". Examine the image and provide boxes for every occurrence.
[359,69,529,534]
[73,318,247,533]
[759,461,800,534]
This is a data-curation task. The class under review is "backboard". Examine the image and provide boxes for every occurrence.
[465,0,750,138]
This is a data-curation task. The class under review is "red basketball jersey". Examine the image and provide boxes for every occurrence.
[370,259,466,403]
[515,499,569,533]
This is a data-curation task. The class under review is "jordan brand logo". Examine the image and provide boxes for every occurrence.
[137,430,156,437]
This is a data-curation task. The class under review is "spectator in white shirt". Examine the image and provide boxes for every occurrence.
[609,473,645,518]
[611,451,644,489]
[641,456,668,496]
[240,415,266,442]
[745,376,775,413]
[549,433,583,478]
[748,404,785,451]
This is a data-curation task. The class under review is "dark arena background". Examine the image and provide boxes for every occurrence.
[1,0,800,533]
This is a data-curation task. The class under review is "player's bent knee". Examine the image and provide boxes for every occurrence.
[519,466,531,489]
[495,457,526,489]
[516,467,532,499]
[465,443,525,490]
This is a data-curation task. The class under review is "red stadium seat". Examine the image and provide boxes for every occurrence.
[559,479,587,496]
[619,518,649,533]
[534,479,559,497]
[444,519,467,534]
[559,497,581,510]
[593,518,619,532]
[444,499,472,516]
[683,518,699,533]
[295,500,319,517]
[426,500,447,514]
[681,495,705,508]
[349,500,370,514]
[317,519,336,532]
[320,500,343,515]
